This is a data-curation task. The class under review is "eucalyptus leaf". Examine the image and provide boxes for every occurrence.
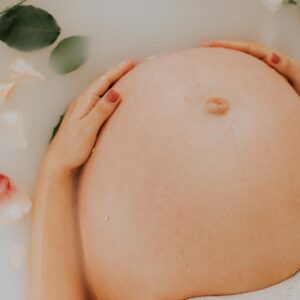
[50,36,89,74]
[0,5,61,51]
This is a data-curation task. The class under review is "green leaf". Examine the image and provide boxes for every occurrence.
[50,36,89,74]
[50,114,65,142]
[0,5,61,51]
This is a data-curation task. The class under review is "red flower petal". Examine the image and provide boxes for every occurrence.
[0,174,12,199]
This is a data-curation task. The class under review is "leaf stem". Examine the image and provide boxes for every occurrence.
[0,0,27,15]
[285,0,298,4]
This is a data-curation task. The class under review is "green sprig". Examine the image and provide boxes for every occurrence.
[0,0,27,15]
[285,0,298,5]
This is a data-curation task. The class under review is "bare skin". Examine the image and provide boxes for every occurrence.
[30,41,300,300]
[29,60,135,300]
[79,45,300,299]
[201,40,300,95]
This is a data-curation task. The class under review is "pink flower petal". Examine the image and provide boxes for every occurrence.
[0,173,31,223]
[0,173,13,199]
[0,82,16,107]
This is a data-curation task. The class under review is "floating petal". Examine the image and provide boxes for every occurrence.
[261,0,285,12]
[0,173,13,199]
[0,82,16,107]
[10,58,45,80]
[0,110,28,150]
[4,194,32,223]
[0,175,32,223]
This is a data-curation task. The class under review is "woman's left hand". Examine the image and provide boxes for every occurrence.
[201,40,300,96]
[44,60,136,177]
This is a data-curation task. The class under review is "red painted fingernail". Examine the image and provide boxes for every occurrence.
[0,174,12,199]
[271,53,281,65]
[106,89,120,103]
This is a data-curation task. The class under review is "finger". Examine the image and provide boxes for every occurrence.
[265,53,300,92]
[201,40,268,59]
[78,60,135,117]
[85,89,121,132]
[201,40,300,95]
[86,60,135,98]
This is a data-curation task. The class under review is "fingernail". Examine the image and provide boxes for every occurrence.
[271,53,281,65]
[106,89,120,103]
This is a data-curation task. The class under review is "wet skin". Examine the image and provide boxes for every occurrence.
[78,48,300,300]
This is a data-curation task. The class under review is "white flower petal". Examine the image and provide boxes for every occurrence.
[261,0,285,12]
[0,174,31,223]
[0,110,28,150]
[0,82,16,107]
[10,58,45,80]
[5,204,24,223]
[13,189,32,215]
[0,190,32,223]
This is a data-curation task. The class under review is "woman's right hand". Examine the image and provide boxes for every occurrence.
[201,40,300,96]
[44,60,135,178]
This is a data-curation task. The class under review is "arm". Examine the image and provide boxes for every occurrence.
[29,60,135,300]
[201,40,300,96]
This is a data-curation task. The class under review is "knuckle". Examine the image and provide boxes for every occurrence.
[67,98,78,112]
[284,58,293,74]
[100,75,110,86]
[105,74,115,86]
[96,102,112,116]
[98,76,112,94]
[78,123,92,136]
[252,42,262,50]
[244,42,251,53]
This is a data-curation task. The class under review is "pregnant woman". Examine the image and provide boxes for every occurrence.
[29,41,300,300]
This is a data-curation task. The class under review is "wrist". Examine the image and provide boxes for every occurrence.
[40,154,74,182]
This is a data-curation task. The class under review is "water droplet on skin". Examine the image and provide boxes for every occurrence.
[146,55,158,60]
[146,53,165,61]
[104,214,110,222]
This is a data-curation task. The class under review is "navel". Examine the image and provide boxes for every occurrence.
[205,97,229,116]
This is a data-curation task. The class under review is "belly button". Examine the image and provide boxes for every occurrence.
[205,97,229,116]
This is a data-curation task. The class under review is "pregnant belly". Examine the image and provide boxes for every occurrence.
[78,48,300,300]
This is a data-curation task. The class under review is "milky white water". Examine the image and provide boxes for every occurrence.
[0,0,299,299]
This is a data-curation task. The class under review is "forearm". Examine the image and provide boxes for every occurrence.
[27,60,134,300]
[29,164,86,300]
